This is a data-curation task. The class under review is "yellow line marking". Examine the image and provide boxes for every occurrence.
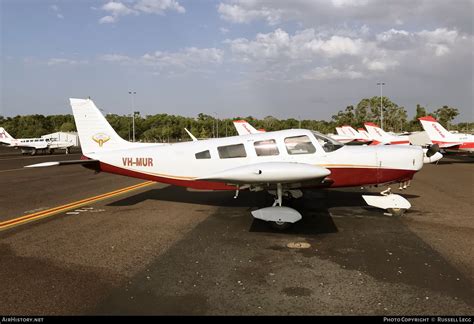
[0,181,155,231]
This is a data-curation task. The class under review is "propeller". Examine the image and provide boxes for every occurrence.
[426,144,440,157]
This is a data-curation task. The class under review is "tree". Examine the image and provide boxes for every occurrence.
[59,122,76,132]
[433,105,459,129]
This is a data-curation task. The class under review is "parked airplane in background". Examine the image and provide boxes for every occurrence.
[364,122,410,145]
[330,127,358,144]
[362,123,442,163]
[358,128,372,142]
[0,127,74,155]
[341,126,371,143]
[418,116,474,153]
[233,120,265,136]
[27,98,442,230]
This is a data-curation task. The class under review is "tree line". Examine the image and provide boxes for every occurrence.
[1,97,471,142]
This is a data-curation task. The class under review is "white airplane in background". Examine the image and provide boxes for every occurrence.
[419,116,474,153]
[233,120,265,136]
[341,125,372,144]
[0,127,74,155]
[330,127,354,144]
[358,128,372,142]
[28,98,441,229]
[364,122,410,145]
[363,122,442,163]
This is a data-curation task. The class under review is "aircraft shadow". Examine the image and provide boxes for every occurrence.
[108,186,419,236]
[437,157,474,164]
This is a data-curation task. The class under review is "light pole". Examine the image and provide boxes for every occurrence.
[377,82,385,129]
[128,91,136,142]
[213,112,219,138]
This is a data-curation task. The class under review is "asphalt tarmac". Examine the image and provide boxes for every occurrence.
[0,147,473,315]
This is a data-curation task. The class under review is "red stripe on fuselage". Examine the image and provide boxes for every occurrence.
[99,162,236,190]
[98,162,417,191]
[390,140,410,145]
[326,167,416,187]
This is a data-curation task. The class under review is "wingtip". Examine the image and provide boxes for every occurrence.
[364,122,379,127]
[25,162,60,168]
[418,116,437,122]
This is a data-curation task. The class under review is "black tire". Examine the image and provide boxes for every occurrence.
[387,208,406,216]
[270,221,292,231]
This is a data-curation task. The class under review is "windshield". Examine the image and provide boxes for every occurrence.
[311,131,344,153]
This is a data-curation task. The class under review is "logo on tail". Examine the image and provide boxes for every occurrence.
[92,133,111,147]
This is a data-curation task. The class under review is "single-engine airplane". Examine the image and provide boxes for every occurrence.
[27,99,440,229]
[418,116,474,154]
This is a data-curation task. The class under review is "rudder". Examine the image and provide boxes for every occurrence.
[70,98,133,154]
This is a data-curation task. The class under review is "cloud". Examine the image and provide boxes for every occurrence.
[134,0,185,14]
[216,0,473,35]
[142,47,224,68]
[224,25,472,82]
[49,4,64,19]
[47,58,88,66]
[331,0,368,8]
[98,0,185,24]
[218,3,283,25]
[100,47,224,74]
[99,54,132,63]
[227,28,364,62]
[219,27,230,34]
[303,66,364,80]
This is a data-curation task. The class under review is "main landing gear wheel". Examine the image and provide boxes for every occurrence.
[251,183,303,231]
[271,221,292,231]
[387,208,407,217]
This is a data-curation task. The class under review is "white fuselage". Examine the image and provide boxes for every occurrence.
[86,129,424,190]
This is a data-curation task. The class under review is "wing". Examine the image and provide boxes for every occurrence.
[196,162,330,185]
[436,142,463,148]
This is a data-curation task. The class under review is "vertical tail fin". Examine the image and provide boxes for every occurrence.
[335,127,346,136]
[233,120,260,135]
[0,127,14,145]
[70,98,135,154]
[342,126,359,138]
[364,122,391,143]
[358,128,371,140]
[418,116,457,143]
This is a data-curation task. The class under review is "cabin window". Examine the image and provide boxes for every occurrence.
[218,144,247,159]
[195,150,211,159]
[284,135,316,155]
[254,139,279,156]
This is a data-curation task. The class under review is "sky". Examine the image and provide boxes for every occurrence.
[1,0,473,122]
